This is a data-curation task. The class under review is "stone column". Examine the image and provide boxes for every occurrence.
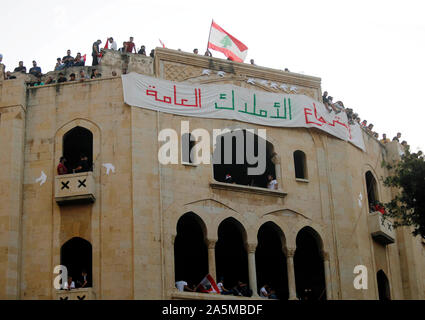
[323,252,332,300]
[207,239,217,281]
[286,248,297,300]
[247,243,258,297]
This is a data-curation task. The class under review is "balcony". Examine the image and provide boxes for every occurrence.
[55,172,95,205]
[170,290,264,300]
[368,212,395,245]
[54,288,96,300]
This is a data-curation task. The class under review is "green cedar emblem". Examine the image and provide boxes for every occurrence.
[220,35,233,48]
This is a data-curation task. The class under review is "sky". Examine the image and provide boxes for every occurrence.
[1,0,424,151]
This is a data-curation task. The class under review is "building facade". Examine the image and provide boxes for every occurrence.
[0,48,424,300]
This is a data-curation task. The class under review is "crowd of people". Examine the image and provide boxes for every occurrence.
[57,155,92,175]
[322,91,410,149]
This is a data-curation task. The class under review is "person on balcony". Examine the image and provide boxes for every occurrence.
[64,276,75,290]
[57,157,68,175]
[217,278,233,295]
[233,280,252,297]
[76,270,88,288]
[73,154,91,173]
[260,284,271,298]
[267,175,278,190]
[175,280,195,292]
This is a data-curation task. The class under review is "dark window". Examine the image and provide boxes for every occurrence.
[181,133,196,164]
[377,270,391,300]
[61,237,92,288]
[294,150,307,179]
[215,218,248,289]
[174,213,208,287]
[294,227,326,300]
[365,171,378,212]
[63,126,93,173]
[256,222,288,299]
[213,130,276,188]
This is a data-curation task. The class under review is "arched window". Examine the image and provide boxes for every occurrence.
[215,218,249,290]
[63,126,93,173]
[294,227,326,300]
[294,150,307,179]
[256,222,288,299]
[377,270,391,300]
[181,133,196,164]
[365,171,379,212]
[61,237,92,288]
[174,213,208,288]
[213,130,276,188]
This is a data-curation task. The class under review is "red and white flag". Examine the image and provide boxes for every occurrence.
[159,39,166,48]
[82,54,86,63]
[208,20,248,62]
[197,274,220,293]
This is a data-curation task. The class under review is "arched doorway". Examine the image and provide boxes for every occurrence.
[215,217,248,289]
[60,237,92,287]
[213,130,276,188]
[255,222,288,299]
[377,270,391,300]
[294,227,326,300]
[174,212,208,288]
[63,126,93,173]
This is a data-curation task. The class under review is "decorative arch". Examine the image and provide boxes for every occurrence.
[377,270,391,300]
[365,170,379,212]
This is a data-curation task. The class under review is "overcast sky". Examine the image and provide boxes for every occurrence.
[2,0,424,151]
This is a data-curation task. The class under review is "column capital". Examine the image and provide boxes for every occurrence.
[206,239,217,249]
[286,248,296,258]
[246,243,257,253]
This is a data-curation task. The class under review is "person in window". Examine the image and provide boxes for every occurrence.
[57,157,68,175]
[267,175,278,190]
[73,154,91,173]
[175,280,195,292]
[217,278,233,295]
[268,288,277,299]
[64,276,75,290]
[224,173,233,184]
[76,270,88,288]
[233,281,252,297]
[260,284,270,298]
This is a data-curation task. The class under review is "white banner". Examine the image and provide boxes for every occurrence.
[122,73,365,151]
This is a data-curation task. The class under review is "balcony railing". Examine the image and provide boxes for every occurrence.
[368,212,395,245]
[55,172,95,205]
[54,288,96,300]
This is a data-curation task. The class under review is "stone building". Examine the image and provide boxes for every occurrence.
[0,48,424,300]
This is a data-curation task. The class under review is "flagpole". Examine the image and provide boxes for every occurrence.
[206,19,213,55]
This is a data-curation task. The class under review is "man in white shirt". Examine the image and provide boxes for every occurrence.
[108,37,118,50]
[267,175,278,190]
[260,284,270,298]
[175,280,195,292]
[64,276,75,290]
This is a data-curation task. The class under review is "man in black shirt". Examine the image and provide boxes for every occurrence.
[92,40,102,66]
[14,61,26,73]
[57,72,67,83]
[74,154,91,173]
[29,60,42,77]
[62,50,74,68]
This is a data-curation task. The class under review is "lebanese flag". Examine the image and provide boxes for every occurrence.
[82,54,86,63]
[104,38,109,50]
[197,274,220,293]
[208,20,248,62]
[159,39,166,48]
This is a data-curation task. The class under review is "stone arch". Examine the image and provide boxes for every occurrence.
[60,237,92,288]
[364,167,380,212]
[54,118,101,176]
[294,226,326,300]
[174,212,208,287]
[294,150,308,179]
[376,269,391,300]
[256,221,289,299]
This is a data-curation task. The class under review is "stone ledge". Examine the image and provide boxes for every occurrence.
[210,181,287,198]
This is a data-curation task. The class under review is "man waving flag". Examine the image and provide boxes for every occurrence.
[207,20,248,62]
